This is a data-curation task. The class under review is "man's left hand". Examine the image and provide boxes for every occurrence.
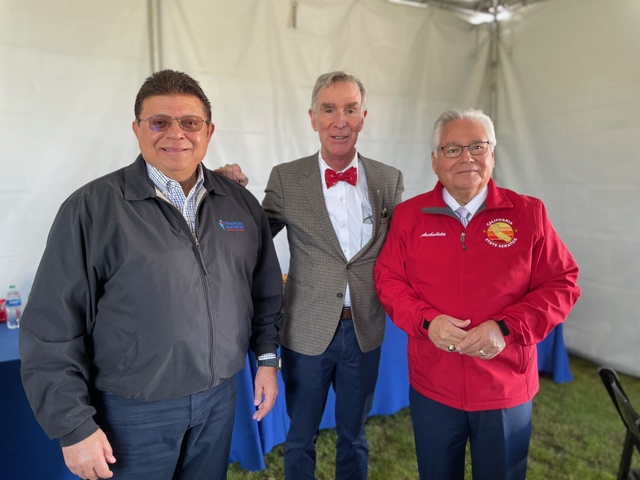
[456,320,506,360]
[213,164,249,187]
[253,366,279,421]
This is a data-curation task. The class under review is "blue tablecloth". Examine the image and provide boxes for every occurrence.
[536,323,573,383]
[0,328,76,480]
[0,318,572,478]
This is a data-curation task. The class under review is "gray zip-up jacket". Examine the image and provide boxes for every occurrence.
[19,156,283,446]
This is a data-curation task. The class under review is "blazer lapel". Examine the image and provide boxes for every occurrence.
[350,155,384,263]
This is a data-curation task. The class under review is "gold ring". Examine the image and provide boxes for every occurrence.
[447,344,456,352]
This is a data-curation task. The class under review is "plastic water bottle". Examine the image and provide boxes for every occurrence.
[6,285,21,329]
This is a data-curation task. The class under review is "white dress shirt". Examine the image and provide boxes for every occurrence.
[319,152,372,307]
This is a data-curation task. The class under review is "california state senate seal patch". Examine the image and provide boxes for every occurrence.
[484,218,518,248]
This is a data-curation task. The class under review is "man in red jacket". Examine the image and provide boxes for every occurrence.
[373,108,580,480]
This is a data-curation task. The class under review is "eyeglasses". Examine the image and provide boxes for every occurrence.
[139,115,209,132]
[438,141,491,158]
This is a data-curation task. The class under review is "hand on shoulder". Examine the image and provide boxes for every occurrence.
[213,164,249,187]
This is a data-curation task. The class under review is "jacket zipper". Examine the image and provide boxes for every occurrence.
[160,193,216,388]
[460,232,466,251]
[194,191,216,389]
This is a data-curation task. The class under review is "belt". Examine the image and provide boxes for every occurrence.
[340,307,352,320]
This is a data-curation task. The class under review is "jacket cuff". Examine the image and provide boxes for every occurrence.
[59,417,100,447]
[496,319,511,337]
[492,317,515,345]
[253,343,279,358]
[420,309,442,336]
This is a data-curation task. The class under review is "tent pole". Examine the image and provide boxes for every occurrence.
[147,0,163,73]
[487,5,500,131]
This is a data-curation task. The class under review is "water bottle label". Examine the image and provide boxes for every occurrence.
[6,298,21,308]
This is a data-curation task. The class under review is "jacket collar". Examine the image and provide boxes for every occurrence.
[123,155,228,202]
[123,155,155,201]
[421,179,513,214]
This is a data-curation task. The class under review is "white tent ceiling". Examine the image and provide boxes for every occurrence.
[388,0,546,23]
[0,0,638,376]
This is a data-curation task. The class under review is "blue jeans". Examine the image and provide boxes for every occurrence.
[282,319,381,480]
[410,387,532,480]
[95,375,237,480]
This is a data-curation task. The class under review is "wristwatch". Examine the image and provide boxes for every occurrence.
[257,357,282,370]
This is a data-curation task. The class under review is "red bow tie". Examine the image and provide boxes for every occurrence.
[325,167,357,188]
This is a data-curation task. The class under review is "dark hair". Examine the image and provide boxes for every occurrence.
[134,69,212,121]
[310,71,367,115]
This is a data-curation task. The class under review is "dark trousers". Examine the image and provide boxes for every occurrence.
[95,375,237,480]
[410,386,532,480]
[281,319,381,480]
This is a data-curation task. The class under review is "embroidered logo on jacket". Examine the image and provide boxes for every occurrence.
[218,220,245,232]
[420,232,446,237]
[484,218,517,248]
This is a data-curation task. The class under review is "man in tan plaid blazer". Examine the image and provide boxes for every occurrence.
[264,71,404,480]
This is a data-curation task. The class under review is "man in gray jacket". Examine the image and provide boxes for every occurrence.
[19,70,283,480]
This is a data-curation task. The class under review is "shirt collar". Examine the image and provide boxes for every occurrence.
[146,163,204,197]
[442,185,488,216]
[318,151,359,176]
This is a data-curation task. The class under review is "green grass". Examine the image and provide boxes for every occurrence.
[228,356,640,479]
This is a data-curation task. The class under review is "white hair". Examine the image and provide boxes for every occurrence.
[430,109,496,155]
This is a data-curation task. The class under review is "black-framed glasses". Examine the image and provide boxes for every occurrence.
[438,141,491,158]
[139,115,209,132]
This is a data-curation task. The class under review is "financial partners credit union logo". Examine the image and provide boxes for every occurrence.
[484,218,517,248]
[218,220,245,232]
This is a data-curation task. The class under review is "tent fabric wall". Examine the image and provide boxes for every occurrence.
[156,0,490,197]
[0,0,638,376]
[0,0,149,297]
[494,0,640,376]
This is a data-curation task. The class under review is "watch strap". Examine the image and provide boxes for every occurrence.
[257,357,282,370]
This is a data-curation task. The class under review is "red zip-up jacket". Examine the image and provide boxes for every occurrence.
[373,179,580,411]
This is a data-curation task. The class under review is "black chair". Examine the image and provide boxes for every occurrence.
[598,367,640,480]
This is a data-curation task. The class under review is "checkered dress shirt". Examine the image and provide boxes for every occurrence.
[146,163,204,237]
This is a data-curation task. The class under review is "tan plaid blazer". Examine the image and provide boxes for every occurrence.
[263,154,404,355]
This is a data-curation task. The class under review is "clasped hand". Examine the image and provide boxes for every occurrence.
[427,315,506,360]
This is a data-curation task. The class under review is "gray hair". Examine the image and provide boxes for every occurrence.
[430,109,496,155]
[310,71,367,115]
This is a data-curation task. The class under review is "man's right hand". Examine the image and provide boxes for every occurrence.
[213,163,249,187]
[62,428,116,479]
[427,314,471,353]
